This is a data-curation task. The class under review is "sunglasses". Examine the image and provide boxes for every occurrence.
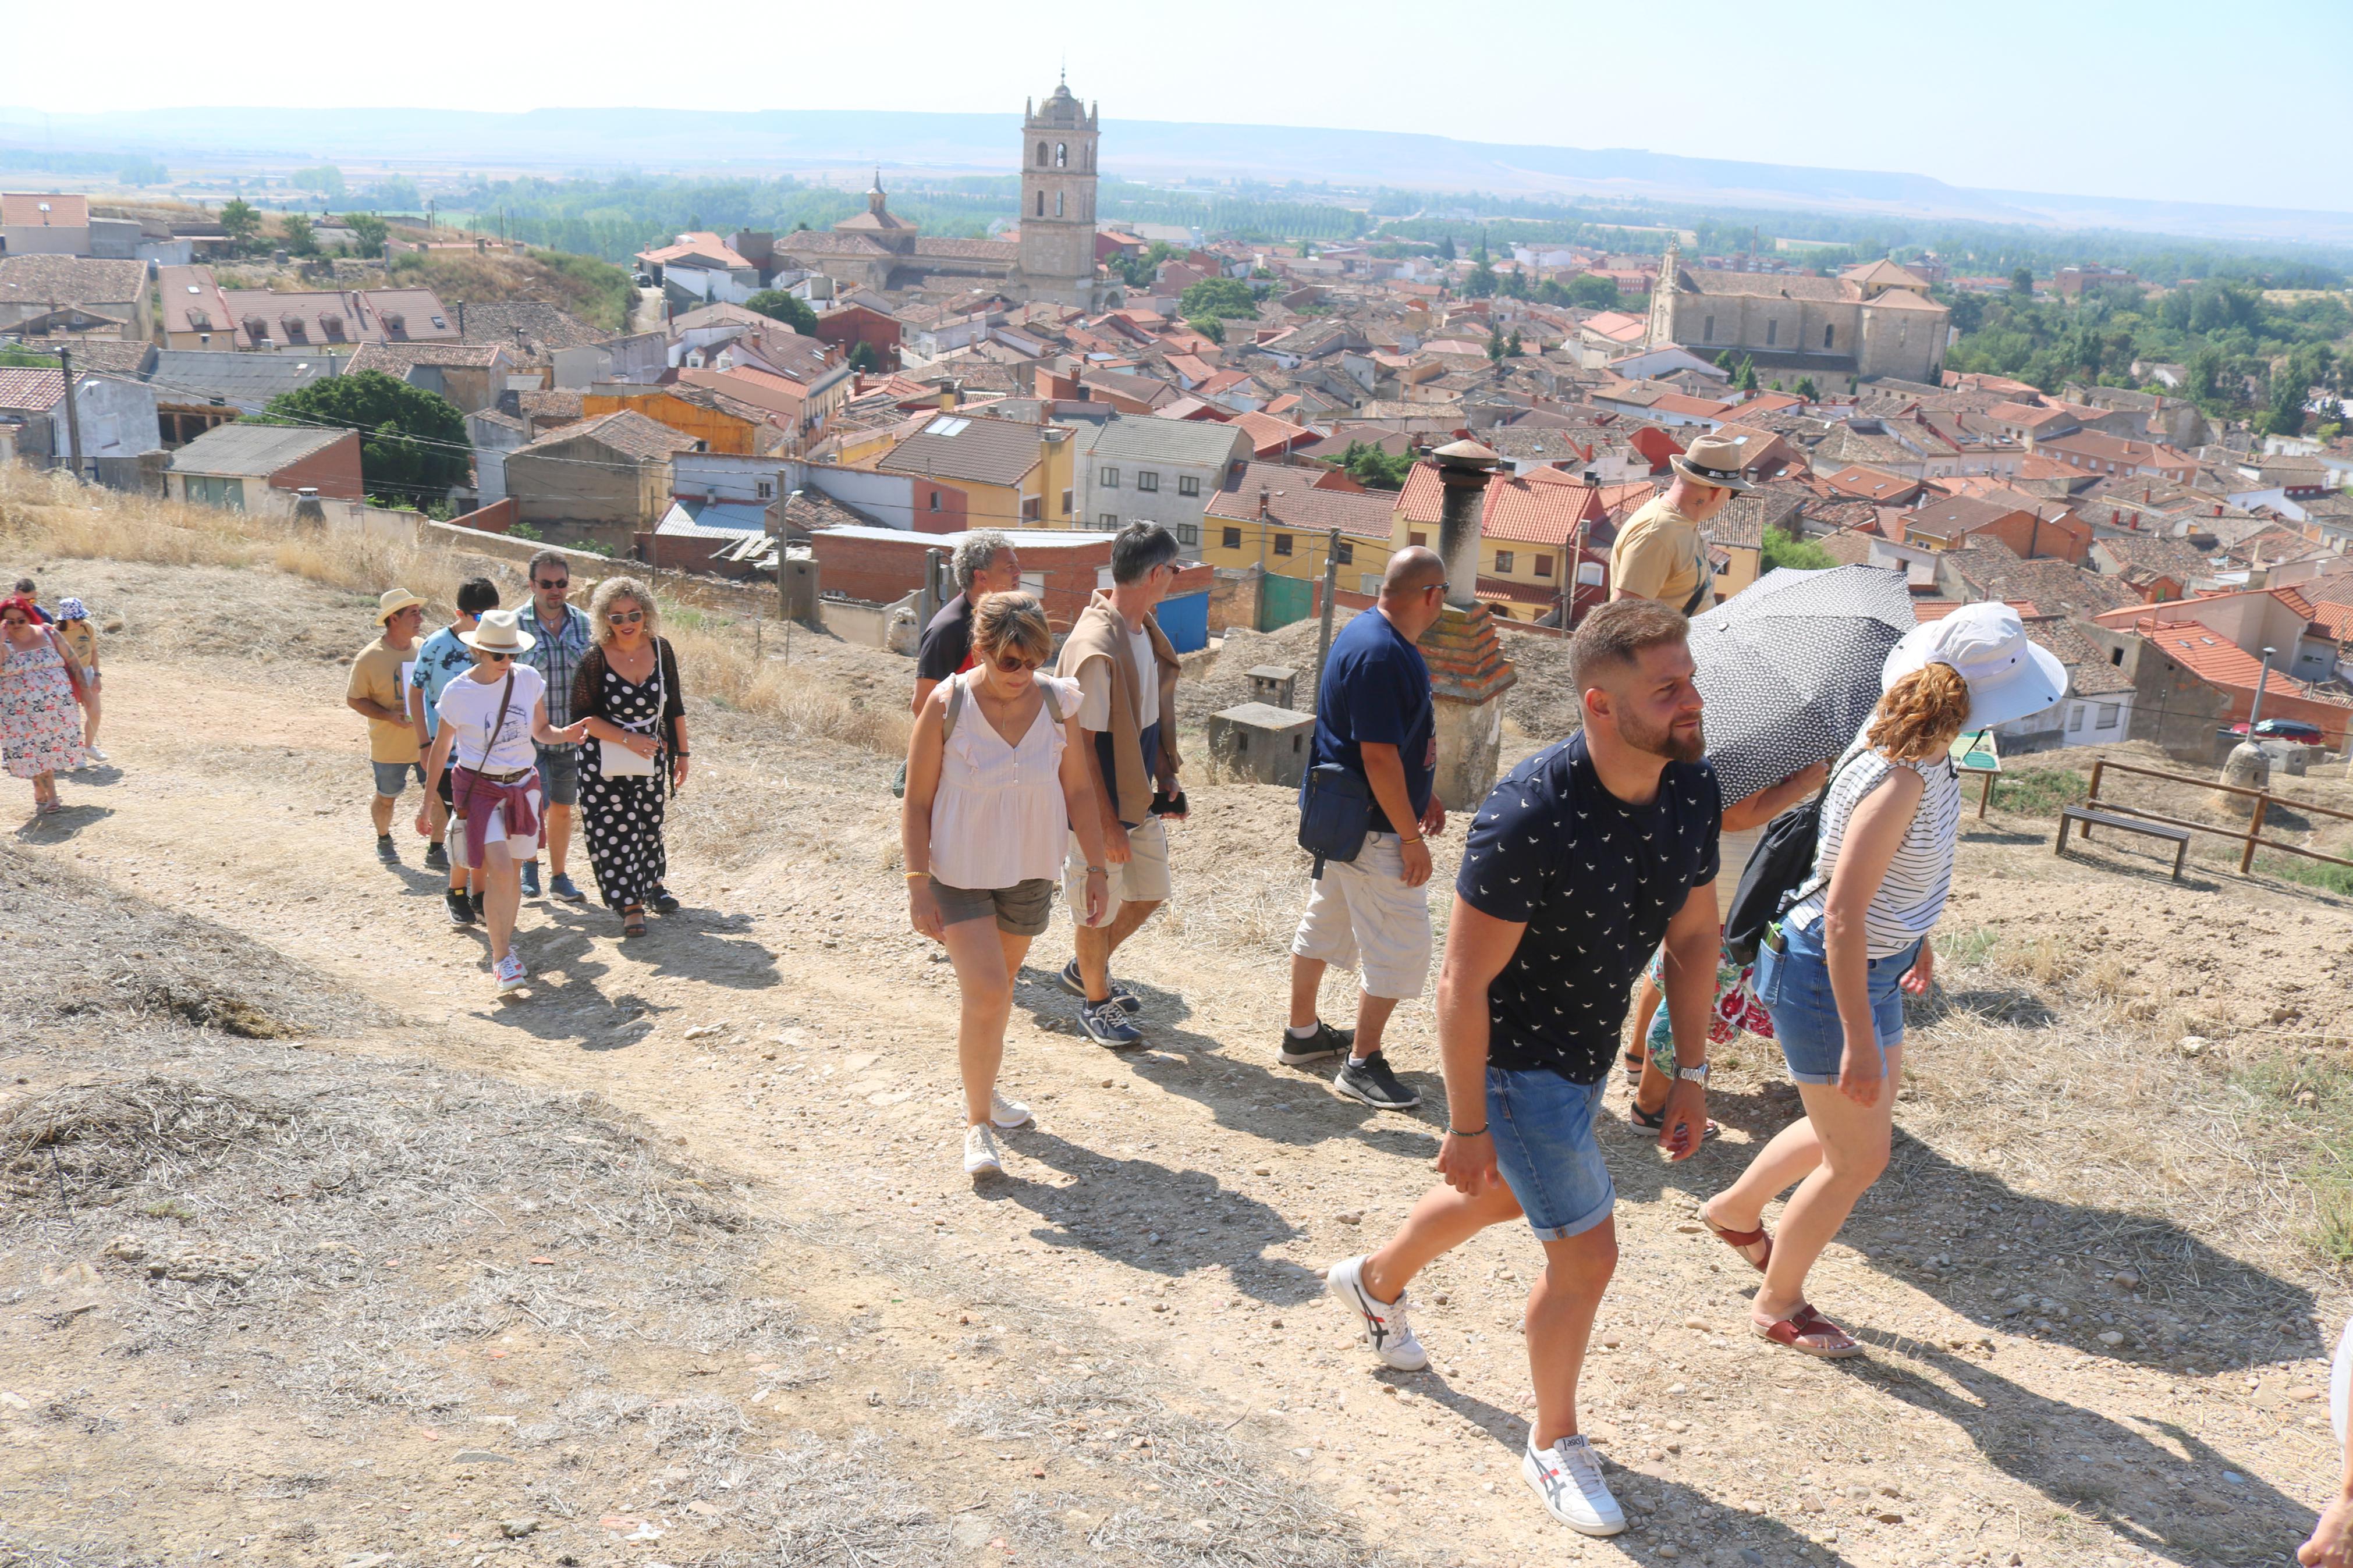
[479,650,516,663]
[607,609,645,625]
[535,578,569,591]
[991,653,1041,673]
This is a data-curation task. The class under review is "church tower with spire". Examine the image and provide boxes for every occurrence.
[1013,73,1100,307]
[1645,233,1683,349]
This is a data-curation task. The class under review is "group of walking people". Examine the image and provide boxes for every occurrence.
[1,576,107,816]
[893,447,2077,1539]
[347,551,690,993]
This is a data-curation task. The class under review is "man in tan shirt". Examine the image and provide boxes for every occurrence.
[1608,431,1758,613]
[347,588,427,866]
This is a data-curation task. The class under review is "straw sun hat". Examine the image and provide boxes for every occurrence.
[458,609,537,655]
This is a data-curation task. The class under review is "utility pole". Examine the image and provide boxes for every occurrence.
[1313,527,1342,693]
[2248,645,2279,733]
[55,344,84,485]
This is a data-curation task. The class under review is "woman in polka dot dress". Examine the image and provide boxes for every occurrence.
[572,578,688,937]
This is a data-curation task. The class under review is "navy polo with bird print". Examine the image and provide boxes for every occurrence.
[1456,731,1722,1083]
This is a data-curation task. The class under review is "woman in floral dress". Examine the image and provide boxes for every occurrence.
[0,592,86,815]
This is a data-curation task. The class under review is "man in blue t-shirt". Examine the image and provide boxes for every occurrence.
[1282,547,1449,1112]
[1320,598,1724,1540]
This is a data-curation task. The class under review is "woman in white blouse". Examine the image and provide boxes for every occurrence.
[902,593,1111,1178]
[1699,605,2063,1357]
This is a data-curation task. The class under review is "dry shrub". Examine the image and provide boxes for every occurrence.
[668,621,909,757]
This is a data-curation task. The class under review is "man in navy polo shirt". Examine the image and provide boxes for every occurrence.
[1322,598,1724,1538]
[1281,547,1449,1112]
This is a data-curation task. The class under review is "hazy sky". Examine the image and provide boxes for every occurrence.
[10,0,2350,212]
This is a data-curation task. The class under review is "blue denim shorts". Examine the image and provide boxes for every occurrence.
[1755,919,1922,1085]
[1487,1066,1615,1240]
[371,759,425,797]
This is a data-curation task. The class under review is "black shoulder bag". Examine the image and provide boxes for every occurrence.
[1722,745,1860,966]
[1296,764,1373,879]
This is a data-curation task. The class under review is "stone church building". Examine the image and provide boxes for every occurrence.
[778,77,1104,305]
[1643,241,1950,390]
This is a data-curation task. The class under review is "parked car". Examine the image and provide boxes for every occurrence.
[2230,717,2327,744]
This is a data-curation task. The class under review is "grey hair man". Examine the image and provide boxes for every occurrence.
[914,530,1024,712]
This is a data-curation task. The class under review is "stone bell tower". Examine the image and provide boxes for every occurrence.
[1015,74,1099,307]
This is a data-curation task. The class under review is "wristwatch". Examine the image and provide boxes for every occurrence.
[1676,1062,1710,1085]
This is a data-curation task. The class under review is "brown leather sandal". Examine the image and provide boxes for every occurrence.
[1752,1303,1862,1358]
[1698,1201,1772,1272]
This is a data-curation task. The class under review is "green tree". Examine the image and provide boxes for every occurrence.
[1762,526,1836,571]
[280,214,317,257]
[260,371,468,500]
[1487,330,1506,364]
[1340,440,1413,490]
[2266,364,2309,436]
[846,342,882,374]
[1506,329,1525,357]
[343,213,389,258]
[1113,240,1175,289]
[2010,266,2035,298]
[1187,316,1225,345]
[745,290,819,334]
[1565,272,1620,310]
[1795,376,1820,401]
[293,164,345,198]
[1463,258,1498,298]
[218,198,263,250]
[1736,356,1759,392]
[1438,234,1456,262]
[1178,277,1258,321]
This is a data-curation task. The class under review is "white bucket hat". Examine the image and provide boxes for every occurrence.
[1880,602,2065,731]
[459,608,537,655]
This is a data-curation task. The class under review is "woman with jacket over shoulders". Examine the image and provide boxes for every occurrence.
[572,578,688,938]
[902,593,1110,1179]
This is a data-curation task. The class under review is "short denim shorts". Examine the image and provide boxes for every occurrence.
[1486,1066,1615,1240]
[1755,919,1922,1085]
[535,742,581,808]
[371,759,425,797]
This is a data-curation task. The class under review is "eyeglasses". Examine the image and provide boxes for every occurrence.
[607,609,645,625]
[991,653,1041,673]
[535,578,569,591]
[480,650,515,663]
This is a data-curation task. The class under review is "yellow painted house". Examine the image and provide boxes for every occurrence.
[869,413,1078,530]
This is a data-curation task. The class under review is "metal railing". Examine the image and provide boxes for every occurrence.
[2084,757,2353,876]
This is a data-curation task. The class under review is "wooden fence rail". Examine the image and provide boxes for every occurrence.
[2084,757,2353,876]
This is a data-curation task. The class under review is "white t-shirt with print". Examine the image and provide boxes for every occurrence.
[1076,622,1159,734]
[435,663,546,772]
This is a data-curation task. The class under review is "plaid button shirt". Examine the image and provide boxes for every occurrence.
[521,601,593,738]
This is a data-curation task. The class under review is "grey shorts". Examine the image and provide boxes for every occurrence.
[371,759,425,797]
[535,743,580,807]
[930,876,1056,937]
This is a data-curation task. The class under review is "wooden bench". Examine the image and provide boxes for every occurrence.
[2054,805,2191,881]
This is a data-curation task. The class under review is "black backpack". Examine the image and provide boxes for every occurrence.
[1723,747,1858,966]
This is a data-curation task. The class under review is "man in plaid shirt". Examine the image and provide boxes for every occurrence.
[519,549,595,901]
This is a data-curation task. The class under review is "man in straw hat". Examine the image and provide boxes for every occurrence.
[1608,431,1759,615]
[346,587,428,865]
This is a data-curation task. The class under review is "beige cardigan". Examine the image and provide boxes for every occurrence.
[1055,591,1181,826]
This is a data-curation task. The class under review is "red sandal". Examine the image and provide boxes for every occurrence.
[1752,1304,1861,1359]
[1697,1201,1772,1272]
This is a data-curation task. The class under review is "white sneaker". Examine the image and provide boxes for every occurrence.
[989,1091,1032,1129]
[494,954,528,994]
[963,1123,1004,1177]
[83,746,108,764]
[1521,1432,1626,1536]
[1323,1254,1428,1371]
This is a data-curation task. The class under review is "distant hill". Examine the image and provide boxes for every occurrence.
[3,104,2348,246]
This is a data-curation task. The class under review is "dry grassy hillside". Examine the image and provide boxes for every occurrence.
[2,465,2352,1568]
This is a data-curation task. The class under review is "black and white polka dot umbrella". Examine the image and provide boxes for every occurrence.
[1689,565,1918,805]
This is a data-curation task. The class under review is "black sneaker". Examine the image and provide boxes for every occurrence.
[1057,959,1141,1015]
[470,891,485,922]
[375,835,399,865]
[647,886,680,916]
[1279,1019,1354,1066]
[1334,1051,1420,1111]
[445,888,476,926]
[424,841,449,872]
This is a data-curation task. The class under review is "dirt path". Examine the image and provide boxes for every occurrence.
[6,558,2353,1567]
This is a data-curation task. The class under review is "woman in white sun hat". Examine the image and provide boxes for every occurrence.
[1697,602,2064,1357]
[417,609,588,995]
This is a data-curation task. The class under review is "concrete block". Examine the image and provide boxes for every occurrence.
[1247,664,1298,709]
[1208,702,1315,788]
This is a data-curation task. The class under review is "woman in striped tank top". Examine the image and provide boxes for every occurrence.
[1698,605,2065,1357]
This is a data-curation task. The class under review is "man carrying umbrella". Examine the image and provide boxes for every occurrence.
[1609,431,1759,614]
